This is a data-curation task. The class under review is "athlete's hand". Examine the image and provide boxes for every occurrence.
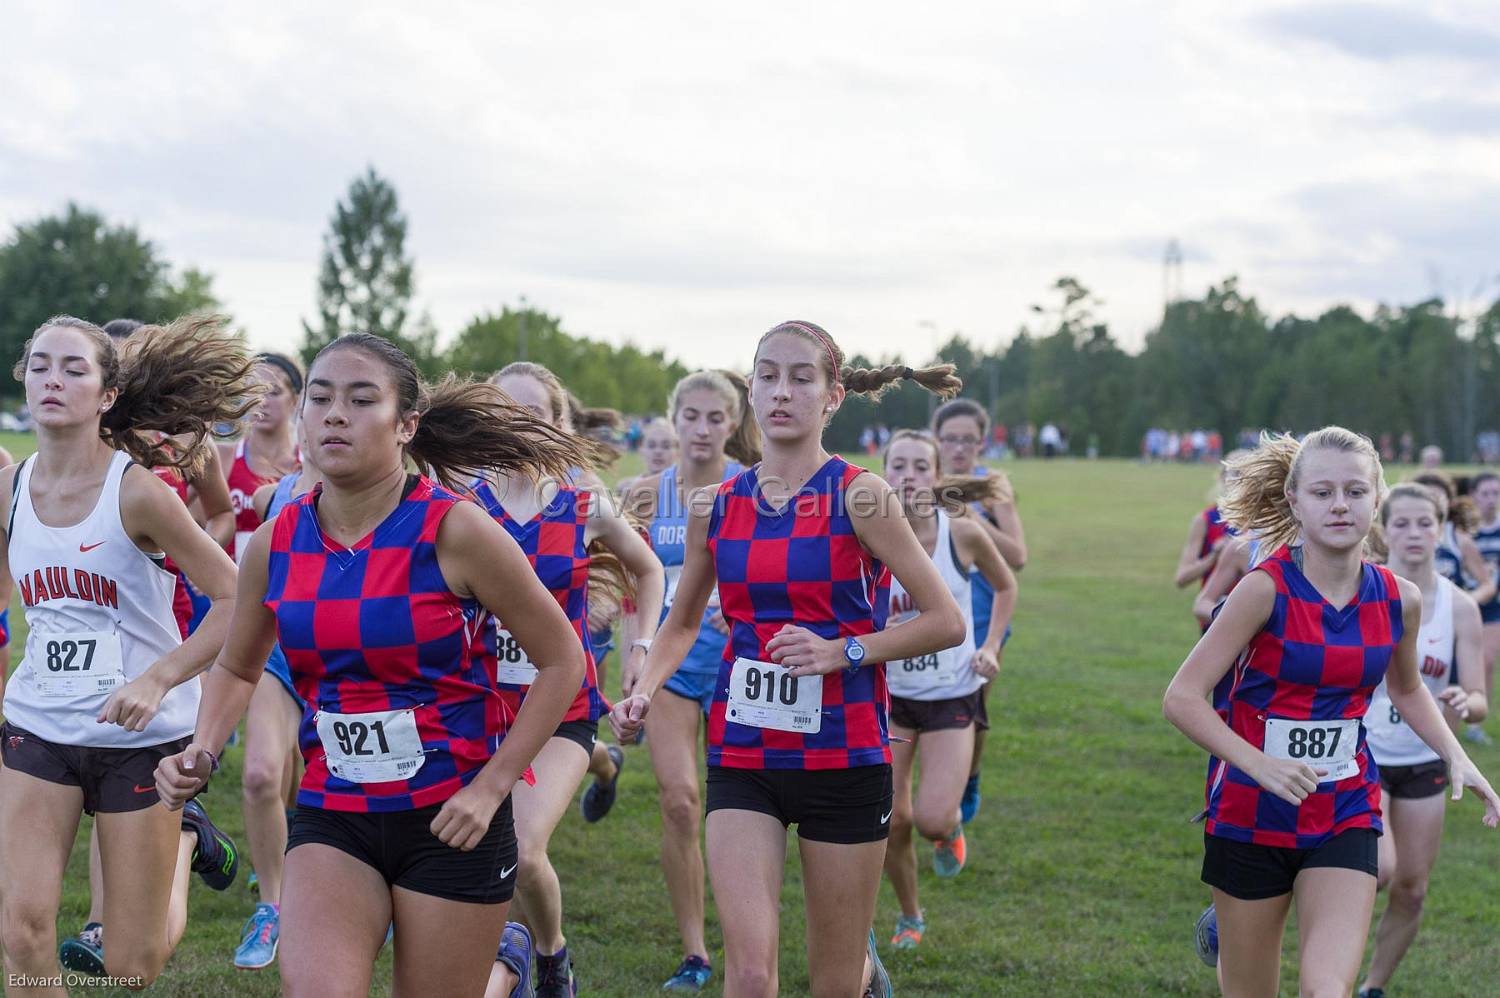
[154,743,215,810]
[709,610,730,636]
[1249,754,1328,807]
[431,781,506,851]
[98,673,168,732]
[766,626,843,677]
[971,647,1001,680]
[1447,756,1500,828]
[610,693,651,743]
[620,646,648,700]
[1439,686,1473,721]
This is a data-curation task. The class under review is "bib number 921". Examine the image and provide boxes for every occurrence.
[330,719,392,757]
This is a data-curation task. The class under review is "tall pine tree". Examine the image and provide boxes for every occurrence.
[301,167,430,367]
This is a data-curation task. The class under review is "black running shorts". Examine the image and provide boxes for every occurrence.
[706,764,893,844]
[0,721,190,815]
[1201,827,1377,900]
[287,795,517,904]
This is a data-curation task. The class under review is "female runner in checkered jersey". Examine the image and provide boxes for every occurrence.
[156,334,592,998]
[613,321,967,998]
[1164,427,1500,998]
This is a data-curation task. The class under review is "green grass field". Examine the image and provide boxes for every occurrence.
[4,439,1498,995]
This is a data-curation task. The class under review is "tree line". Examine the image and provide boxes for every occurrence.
[2,172,1494,458]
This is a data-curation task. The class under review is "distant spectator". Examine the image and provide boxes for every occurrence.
[1039,422,1062,459]
[1399,431,1415,464]
[1420,444,1443,470]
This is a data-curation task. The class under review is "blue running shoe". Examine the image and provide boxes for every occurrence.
[182,798,239,890]
[58,922,105,977]
[497,921,534,998]
[662,954,712,991]
[960,773,981,824]
[891,912,925,950]
[581,745,625,823]
[234,902,280,969]
[535,946,576,998]
[1194,904,1218,968]
[864,929,891,998]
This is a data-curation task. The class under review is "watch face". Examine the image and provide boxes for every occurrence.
[847,639,864,662]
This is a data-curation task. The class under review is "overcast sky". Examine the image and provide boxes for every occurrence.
[4,1,1499,368]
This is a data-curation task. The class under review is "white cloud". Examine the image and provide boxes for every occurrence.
[3,0,1500,373]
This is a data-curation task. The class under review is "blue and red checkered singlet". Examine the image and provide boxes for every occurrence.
[1204,545,1403,847]
[706,456,892,770]
[264,476,501,812]
[471,480,609,724]
[1199,505,1238,589]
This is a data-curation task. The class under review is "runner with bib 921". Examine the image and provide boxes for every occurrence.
[155,334,592,998]
[612,320,966,998]
[1164,428,1500,998]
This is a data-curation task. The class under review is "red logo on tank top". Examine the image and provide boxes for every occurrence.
[1420,654,1447,678]
[18,568,119,609]
[890,591,917,616]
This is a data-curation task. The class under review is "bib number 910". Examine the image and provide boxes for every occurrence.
[727,658,822,734]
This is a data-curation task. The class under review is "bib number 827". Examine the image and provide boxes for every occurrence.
[743,666,799,706]
[331,720,392,757]
[46,639,97,673]
[1286,725,1342,759]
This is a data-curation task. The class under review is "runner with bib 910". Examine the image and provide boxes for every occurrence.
[612,320,966,998]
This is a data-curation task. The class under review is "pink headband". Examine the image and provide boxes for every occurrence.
[778,321,840,384]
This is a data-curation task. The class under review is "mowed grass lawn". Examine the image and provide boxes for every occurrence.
[2,434,1497,995]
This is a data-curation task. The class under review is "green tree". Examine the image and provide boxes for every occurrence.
[301,167,427,368]
[0,204,223,383]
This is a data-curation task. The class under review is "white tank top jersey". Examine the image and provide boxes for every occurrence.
[4,451,198,747]
[1366,575,1455,767]
[886,510,983,701]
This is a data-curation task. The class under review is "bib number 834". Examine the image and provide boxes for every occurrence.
[742,666,799,706]
[331,720,392,757]
[46,638,97,673]
[1285,725,1342,759]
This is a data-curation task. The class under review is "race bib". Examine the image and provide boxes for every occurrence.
[315,707,426,784]
[888,647,963,692]
[31,630,125,698]
[493,627,539,686]
[726,658,822,734]
[1263,717,1360,783]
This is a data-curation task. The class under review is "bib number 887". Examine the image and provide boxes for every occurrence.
[331,720,392,757]
[499,634,525,664]
[743,666,799,706]
[46,638,97,673]
[1286,725,1342,759]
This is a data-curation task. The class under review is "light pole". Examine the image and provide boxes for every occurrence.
[517,294,528,362]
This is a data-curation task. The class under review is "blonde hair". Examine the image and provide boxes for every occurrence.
[667,369,762,466]
[754,320,961,401]
[1219,427,1387,555]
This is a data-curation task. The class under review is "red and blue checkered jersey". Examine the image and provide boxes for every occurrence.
[1204,545,1403,847]
[263,476,502,813]
[706,456,892,770]
[471,480,608,724]
[1199,505,1238,589]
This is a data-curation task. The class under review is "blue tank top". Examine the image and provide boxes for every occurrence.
[266,472,302,521]
[650,462,741,675]
[968,466,1005,645]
